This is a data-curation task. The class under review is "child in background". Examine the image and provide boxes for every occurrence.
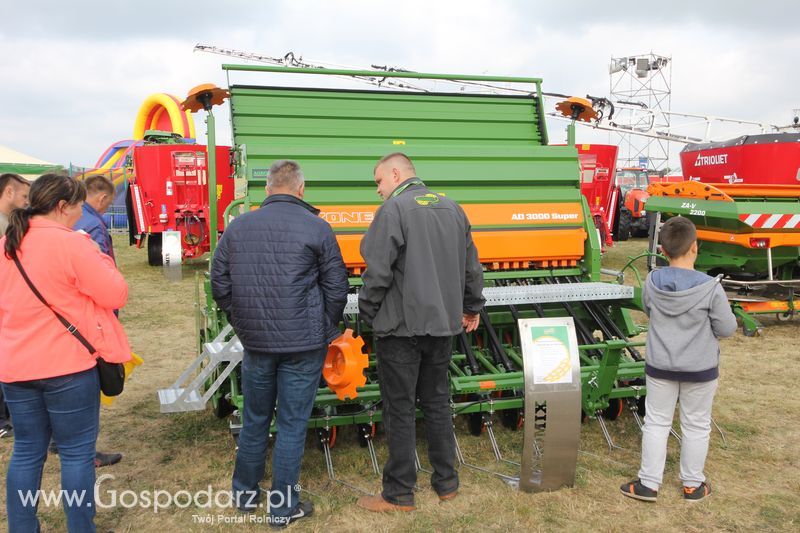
[621,216,737,502]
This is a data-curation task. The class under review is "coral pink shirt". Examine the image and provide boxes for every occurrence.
[0,218,129,382]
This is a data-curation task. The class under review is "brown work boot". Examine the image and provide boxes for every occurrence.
[438,490,458,502]
[357,495,415,512]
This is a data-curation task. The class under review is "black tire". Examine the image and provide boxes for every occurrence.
[501,408,523,430]
[212,394,235,419]
[616,207,632,241]
[467,413,485,436]
[147,233,162,266]
[601,398,623,421]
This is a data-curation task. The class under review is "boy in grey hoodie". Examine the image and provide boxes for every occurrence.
[621,216,737,502]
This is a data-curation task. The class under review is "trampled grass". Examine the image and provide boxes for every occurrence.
[1,236,797,532]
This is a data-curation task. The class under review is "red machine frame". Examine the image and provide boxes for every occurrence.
[128,144,235,265]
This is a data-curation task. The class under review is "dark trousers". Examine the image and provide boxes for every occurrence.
[376,335,458,506]
[0,387,9,427]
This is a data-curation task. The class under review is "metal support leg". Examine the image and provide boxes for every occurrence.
[319,431,374,496]
[414,449,432,474]
[711,417,727,446]
[595,412,624,451]
[366,437,381,476]
[452,428,518,482]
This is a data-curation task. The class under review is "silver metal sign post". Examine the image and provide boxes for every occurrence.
[516,317,582,492]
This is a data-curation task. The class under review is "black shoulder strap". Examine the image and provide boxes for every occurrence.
[13,255,97,355]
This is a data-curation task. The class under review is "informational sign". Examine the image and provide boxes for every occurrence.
[519,320,578,386]
[516,317,581,492]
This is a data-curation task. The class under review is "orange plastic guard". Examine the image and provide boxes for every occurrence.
[321,202,587,270]
[647,181,733,202]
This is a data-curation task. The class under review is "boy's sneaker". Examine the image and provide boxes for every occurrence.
[683,482,711,501]
[0,424,13,439]
[620,479,658,502]
[270,500,313,529]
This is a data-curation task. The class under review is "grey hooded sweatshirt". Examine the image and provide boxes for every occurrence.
[643,267,738,382]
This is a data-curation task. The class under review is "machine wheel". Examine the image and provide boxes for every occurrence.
[776,312,793,322]
[616,207,631,241]
[357,423,377,447]
[315,426,337,450]
[636,396,646,418]
[467,413,485,436]
[212,394,235,419]
[601,398,624,421]
[501,408,523,431]
[147,232,163,266]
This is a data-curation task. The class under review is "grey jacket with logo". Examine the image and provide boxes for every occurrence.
[358,179,485,337]
[643,267,738,381]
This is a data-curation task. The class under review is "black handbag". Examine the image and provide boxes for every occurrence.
[13,256,125,396]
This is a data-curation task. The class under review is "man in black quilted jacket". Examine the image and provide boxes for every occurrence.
[211,160,348,527]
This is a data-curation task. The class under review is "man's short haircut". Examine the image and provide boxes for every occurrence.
[375,152,416,174]
[84,175,115,196]
[267,160,304,191]
[659,216,697,258]
[0,173,29,195]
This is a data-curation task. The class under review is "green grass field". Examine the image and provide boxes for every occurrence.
[1,236,798,532]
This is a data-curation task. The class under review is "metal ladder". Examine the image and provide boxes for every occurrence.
[646,211,667,272]
[157,324,243,413]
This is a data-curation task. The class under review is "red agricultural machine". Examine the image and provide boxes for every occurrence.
[126,135,235,265]
[576,144,618,247]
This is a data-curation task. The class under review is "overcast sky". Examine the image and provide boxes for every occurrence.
[1,0,797,170]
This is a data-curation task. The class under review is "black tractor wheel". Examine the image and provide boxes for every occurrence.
[147,233,163,266]
[616,207,632,241]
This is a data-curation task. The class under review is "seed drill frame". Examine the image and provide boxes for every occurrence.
[158,66,649,481]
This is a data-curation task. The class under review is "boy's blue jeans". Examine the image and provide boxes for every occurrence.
[638,375,718,490]
[232,348,325,518]
[2,367,100,533]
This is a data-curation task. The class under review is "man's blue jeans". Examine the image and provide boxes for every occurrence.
[232,347,326,518]
[2,367,100,533]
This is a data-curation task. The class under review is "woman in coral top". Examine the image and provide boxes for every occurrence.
[0,174,130,533]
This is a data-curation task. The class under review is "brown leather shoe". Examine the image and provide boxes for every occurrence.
[357,495,415,512]
[438,490,458,502]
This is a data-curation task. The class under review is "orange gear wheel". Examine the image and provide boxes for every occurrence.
[323,329,368,400]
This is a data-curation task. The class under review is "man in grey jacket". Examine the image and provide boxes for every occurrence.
[621,216,737,503]
[357,153,484,512]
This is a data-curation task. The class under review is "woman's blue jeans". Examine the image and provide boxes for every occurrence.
[2,367,100,533]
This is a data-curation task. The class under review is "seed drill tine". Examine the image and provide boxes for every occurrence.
[415,449,432,474]
[366,436,381,476]
[627,398,644,430]
[319,430,374,496]
[452,428,517,482]
[595,411,624,451]
[484,420,521,467]
[711,417,728,446]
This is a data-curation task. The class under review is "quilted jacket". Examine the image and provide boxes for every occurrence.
[211,194,348,354]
